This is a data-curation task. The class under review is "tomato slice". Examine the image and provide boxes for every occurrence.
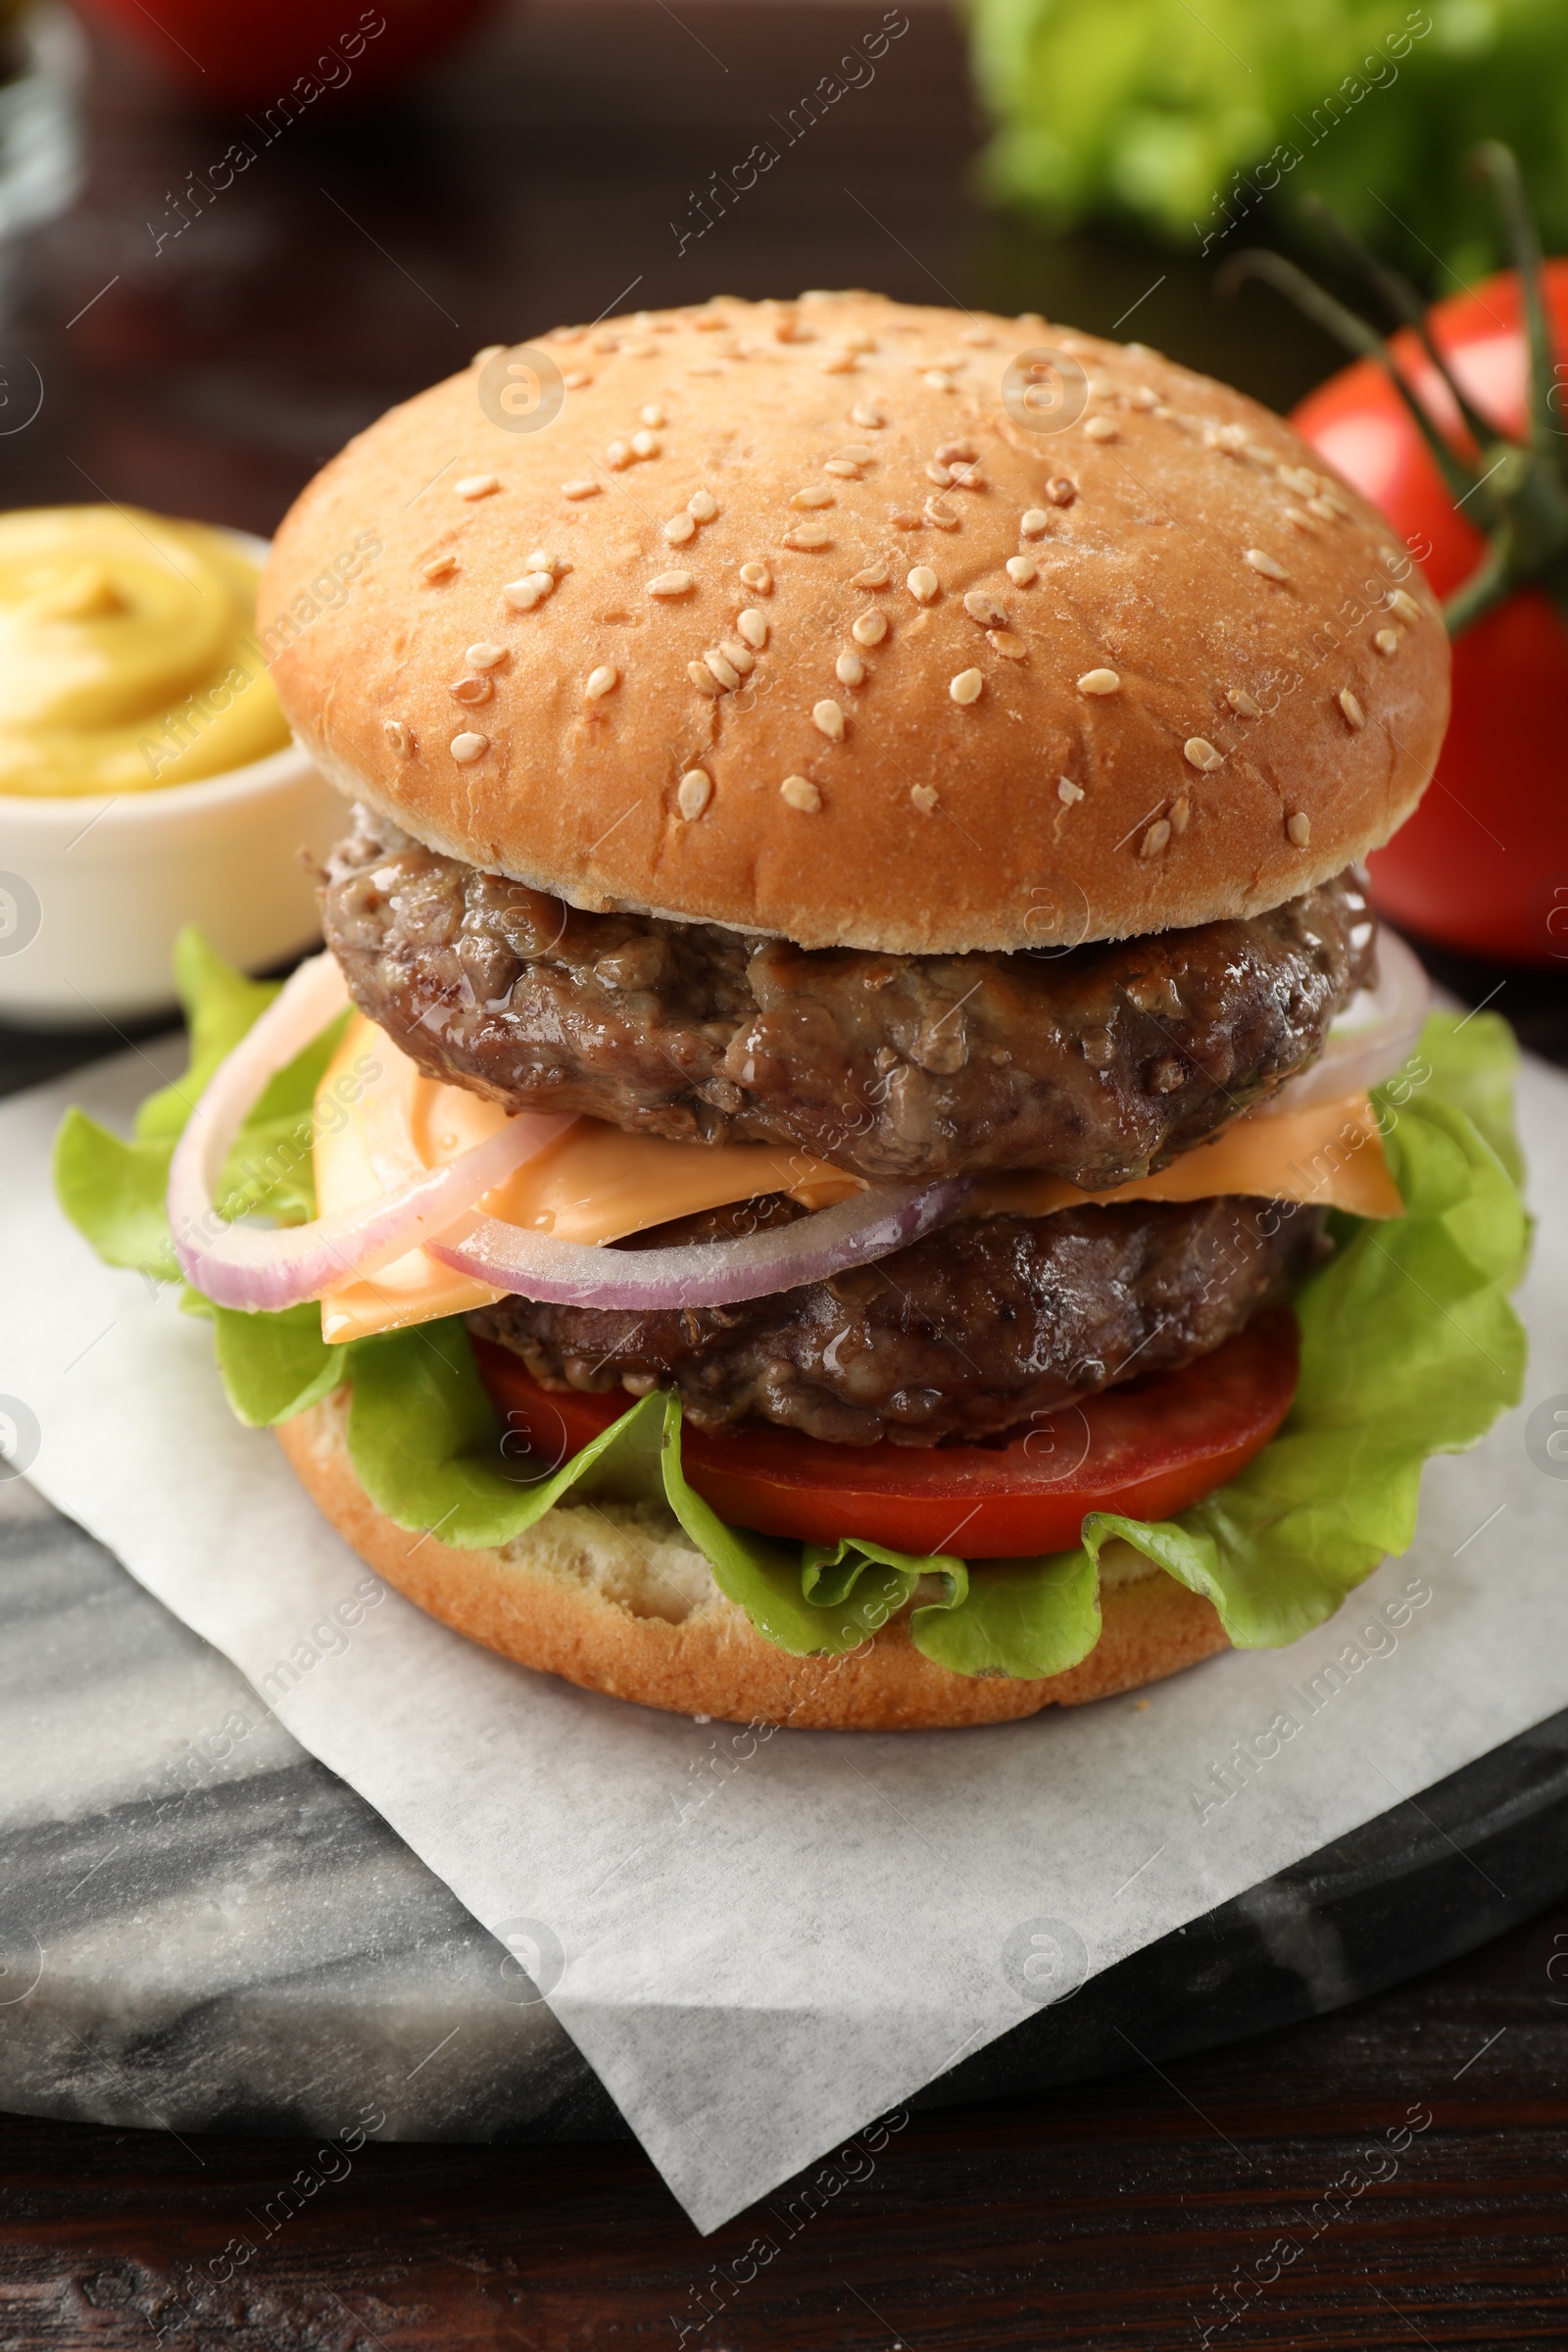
[470,1309,1298,1558]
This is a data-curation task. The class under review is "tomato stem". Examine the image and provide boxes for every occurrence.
[1220,147,1568,644]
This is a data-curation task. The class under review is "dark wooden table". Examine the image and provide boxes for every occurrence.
[3,5,1567,2342]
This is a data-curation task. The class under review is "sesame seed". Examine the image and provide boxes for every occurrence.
[1374,627,1400,656]
[563,371,592,391]
[781,775,821,812]
[1226,687,1262,717]
[687,662,725,696]
[1214,422,1250,453]
[1286,810,1311,848]
[1005,555,1038,586]
[851,403,886,429]
[649,570,695,597]
[449,673,493,706]
[819,350,858,374]
[926,461,953,488]
[1183,737,1223,771]
[1169,795,1191,836]
[923,497,960,531]
[640,403,665,427]
[663,513,697,545]
[456,472,500,500]
[960,329,994,347]
[525,550,567,576]
[950,667,984,706]
[1078,667,1120,696]
[1129,386,1158,410]
[466,642,507,669]
[502,571,556,612]
[910,783,939,813]
[850,560,891,590]
[839,330,877,354]
[791,484,837,509]
[584,663,618,699]
[1057,776,1083,805]
[1086,376,1114,400]
[420,554,458,583]
[677,769,712,820]
[923,369,955,392]
[823,458,862,479]
[606,441,632,470]
[707,651,742,690]
[1279,466,1318,496]
[562,479,601,500]
[906,565,940,603]
[852,610,888,646]
[963,590,1007,627]
[719,638,756,674]
[1305,497,1339,522]
[450,731,489,764]
[812,698,846,740]
[1045,477,1077,506]
[1020,510,1051,539]
[631,429,661,459]
[1318,488,1351,518]
[1083,416,1118,442]
[472,345,503,367]
[1339,687,1366,729]
[1389,588,1422,622]
[384,718,412,755]
[736,608,768,649]
[1244,548,1289,581]
[991,632,1026,660]
[936,439,977,465]
[836,650,865,687]
[739,563,772,593]
[781,522,831,550]
[1139,818,1171,858]
[687,489,718,521]
[1284,507,1314,530]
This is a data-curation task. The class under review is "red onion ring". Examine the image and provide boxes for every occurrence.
[1253,927,1431,1118]
[168,955,567,1313]
[427,1176,973,1310]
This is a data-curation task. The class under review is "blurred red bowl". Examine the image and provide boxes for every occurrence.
[74,0,497,106]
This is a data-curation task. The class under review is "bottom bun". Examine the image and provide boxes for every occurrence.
[277,1394,1232,1731]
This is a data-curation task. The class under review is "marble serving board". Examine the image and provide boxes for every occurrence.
[7,1469,1567,2148]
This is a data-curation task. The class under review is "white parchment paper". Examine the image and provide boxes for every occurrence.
[2,1040,1565,2231]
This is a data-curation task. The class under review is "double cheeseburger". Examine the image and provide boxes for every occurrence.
[228,293,1463,1729]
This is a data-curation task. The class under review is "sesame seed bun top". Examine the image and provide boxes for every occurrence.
[260,291,1448,955]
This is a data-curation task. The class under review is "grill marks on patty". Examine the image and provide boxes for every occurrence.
[321,809,1376,1191]
[470,1195,1327,1448]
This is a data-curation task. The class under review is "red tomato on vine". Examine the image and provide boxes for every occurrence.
[1236,150,1568,967]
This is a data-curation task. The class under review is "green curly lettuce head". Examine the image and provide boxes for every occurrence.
[971,0,1568,282]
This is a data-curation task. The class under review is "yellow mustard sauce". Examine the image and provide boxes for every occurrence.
[0,506,291,795]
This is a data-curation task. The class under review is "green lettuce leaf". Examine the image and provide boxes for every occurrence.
[1078,1018,1529,1649]
[57,940,1530,1681]
[211,1303,349,1429]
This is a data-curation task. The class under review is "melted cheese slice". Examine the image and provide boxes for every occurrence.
[314,1011,1402,1344]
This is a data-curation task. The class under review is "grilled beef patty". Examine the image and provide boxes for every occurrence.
[469,1194,1326,1448]
[322,808,1375,1191]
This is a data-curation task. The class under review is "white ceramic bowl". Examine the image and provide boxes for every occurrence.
[0,530,348,1027]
